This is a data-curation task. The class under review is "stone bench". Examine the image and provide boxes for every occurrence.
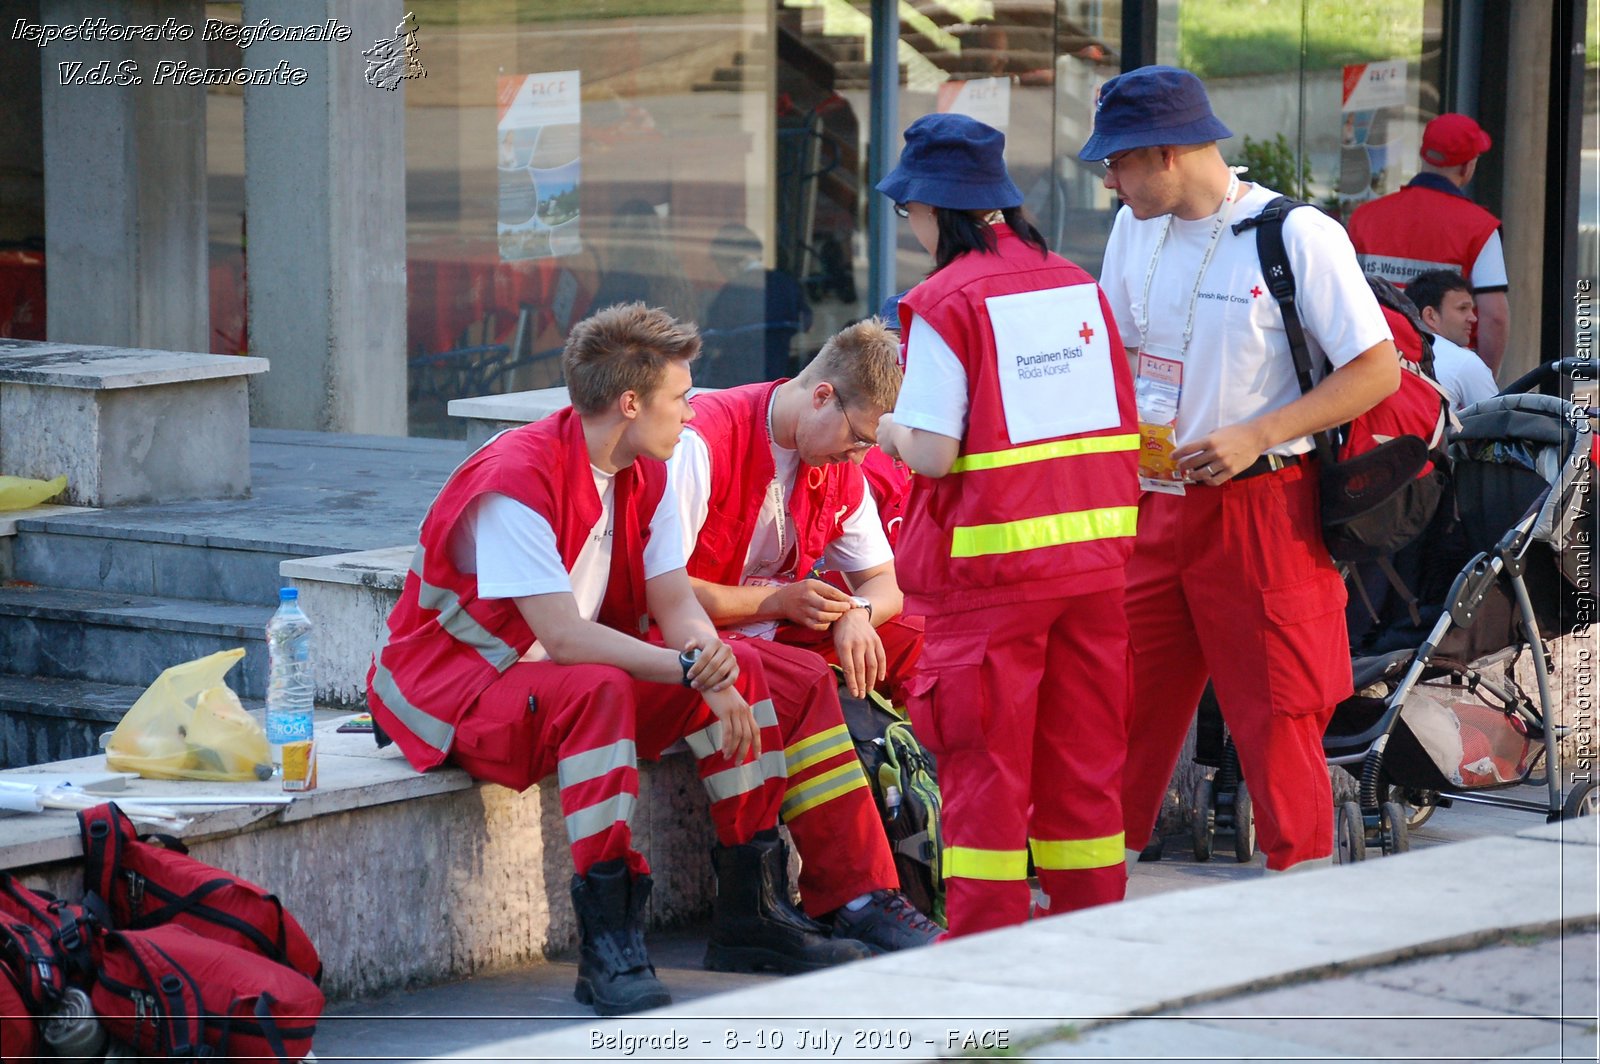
[0,340,268,507]
[0,718,714,1002]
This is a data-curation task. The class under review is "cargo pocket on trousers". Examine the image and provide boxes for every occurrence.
[904,632,989,755]
[453,681,543,790]
[1261,570,1352,717]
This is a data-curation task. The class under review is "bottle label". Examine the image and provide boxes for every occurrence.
[267,712,314,744]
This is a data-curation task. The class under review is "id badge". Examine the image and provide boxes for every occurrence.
[1135,345,1187,495]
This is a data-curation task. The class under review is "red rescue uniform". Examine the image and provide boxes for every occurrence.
[896,226,1139,937]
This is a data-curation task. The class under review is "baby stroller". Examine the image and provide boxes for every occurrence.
[1323,358,1597,860]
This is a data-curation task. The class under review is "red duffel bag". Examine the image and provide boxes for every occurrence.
[92,923,323,1062]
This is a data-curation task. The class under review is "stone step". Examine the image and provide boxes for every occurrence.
[0,673,266,769]
[9,524,308,605]
[0,584,272,699]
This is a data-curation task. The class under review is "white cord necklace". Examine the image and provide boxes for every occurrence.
[1137,172,1240,361]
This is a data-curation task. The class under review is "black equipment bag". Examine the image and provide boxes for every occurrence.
[835,675,945,926]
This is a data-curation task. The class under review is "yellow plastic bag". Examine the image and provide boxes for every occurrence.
[105,649,273,782]
[0,475,67,510]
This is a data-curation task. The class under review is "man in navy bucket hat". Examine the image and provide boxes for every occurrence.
[1082,66,1400,880]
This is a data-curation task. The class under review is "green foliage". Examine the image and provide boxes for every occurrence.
[1180,0,1426,79]
[1230,134,1313,199]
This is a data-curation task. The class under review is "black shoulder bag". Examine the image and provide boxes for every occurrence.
[1232,197,1443,562]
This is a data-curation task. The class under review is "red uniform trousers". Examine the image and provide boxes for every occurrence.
[772,615,925,706]
[733,637,900,915]
[447,639,786,879]
[1122,463,1351,872]
[908,592,1130,939]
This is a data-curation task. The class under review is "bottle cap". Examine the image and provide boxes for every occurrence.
[279,587,298,601]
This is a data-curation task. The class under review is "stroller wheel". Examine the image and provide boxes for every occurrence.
[1403,795,1437,830]
[1380,801,1411,855]
[1191,777,1215,862]
[1336,802,1367,864]
[1562,779,1599,820]
[1233,781,1257,863]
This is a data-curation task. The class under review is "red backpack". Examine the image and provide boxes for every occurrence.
[0,873,96,990]
[78,802,322,985]
[0,961,43,1064]
[92,924,322,1063]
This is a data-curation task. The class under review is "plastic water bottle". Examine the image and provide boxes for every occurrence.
[883,784,902,822]
[265,587,316,789]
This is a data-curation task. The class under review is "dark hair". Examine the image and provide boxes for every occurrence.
[933,207,1049,271]
[1405,269,1471,315]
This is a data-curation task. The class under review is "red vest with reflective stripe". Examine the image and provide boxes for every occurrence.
[1346,183,1501,288]
[366,409,666,772]
[896,227,1139,615]
[685,381,865,585]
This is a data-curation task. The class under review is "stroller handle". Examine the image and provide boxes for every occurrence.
[1501,357,1598,396]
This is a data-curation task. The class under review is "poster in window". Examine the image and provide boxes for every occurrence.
[498,71,582,262]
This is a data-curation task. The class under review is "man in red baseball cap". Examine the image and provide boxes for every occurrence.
[1346,113,1508,374]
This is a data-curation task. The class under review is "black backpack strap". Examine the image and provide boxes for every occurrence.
[1232,196,1339,466]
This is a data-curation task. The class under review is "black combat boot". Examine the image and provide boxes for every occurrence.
[703,830,875,973]
[570,859,672,1016]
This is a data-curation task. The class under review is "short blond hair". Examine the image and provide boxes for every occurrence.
[796,317,901,411]
[563,302,701,415]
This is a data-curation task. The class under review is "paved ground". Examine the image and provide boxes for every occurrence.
[311,788,1596,1063]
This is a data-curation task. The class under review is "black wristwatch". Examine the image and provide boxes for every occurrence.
[678,647,702,688]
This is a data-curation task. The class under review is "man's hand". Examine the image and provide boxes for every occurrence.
[1177,421,1271,485]
[683,636,738,692]
[832,608,887,699]
[703,684,760,762]
[766,579,853,631]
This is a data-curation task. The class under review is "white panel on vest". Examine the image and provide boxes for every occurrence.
[986,284,1119,444]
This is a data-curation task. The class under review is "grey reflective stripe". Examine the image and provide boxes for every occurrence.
[701,750,787,803]
[682,698,781,762]
[371,659,455,753]
[412,547,521,672]
[565,792,636,846]
[557,740,637,790]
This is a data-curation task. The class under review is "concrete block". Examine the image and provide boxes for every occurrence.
[447,387,721,448]
[0,341,268,507]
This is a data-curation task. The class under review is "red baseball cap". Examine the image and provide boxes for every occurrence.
[1420,113,1491,167]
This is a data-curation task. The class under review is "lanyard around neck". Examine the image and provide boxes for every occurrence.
[1137,172,1241,360]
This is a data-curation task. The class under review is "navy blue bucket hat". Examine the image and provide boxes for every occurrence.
[1077,65,1233,162]
[876,113,1023,211]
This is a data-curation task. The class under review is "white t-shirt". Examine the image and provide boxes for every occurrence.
[894,313,969,441]
[669,423,893,584]
[1469,229,1508,291]
[449,468,686,660]
[1099,183,1392,455]
[1428,333,1499,410]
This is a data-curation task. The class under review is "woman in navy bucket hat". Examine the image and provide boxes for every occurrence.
[874,113,1141,937]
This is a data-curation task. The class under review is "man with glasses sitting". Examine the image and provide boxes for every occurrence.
[664,317,938,950]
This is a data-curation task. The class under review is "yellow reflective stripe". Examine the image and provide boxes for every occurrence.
[784,724,853,777]
[950,505,1137,559]
[1029,832,1126,871]
[942,845,1029,881]
[950,433,1139,474]
[780,761,868,820]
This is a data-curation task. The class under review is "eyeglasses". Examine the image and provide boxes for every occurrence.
[834,393,875,450]
[893,202,910,219]
[1101,148,1143,173]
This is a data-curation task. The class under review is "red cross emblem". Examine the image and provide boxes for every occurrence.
[1250,285,1263,298]
[1078,322,1095,343]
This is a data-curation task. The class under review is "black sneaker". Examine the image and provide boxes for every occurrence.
[830,890,942,954]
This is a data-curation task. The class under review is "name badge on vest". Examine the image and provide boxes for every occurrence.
[1135,343,1187,496]
[986,284,1119,444]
